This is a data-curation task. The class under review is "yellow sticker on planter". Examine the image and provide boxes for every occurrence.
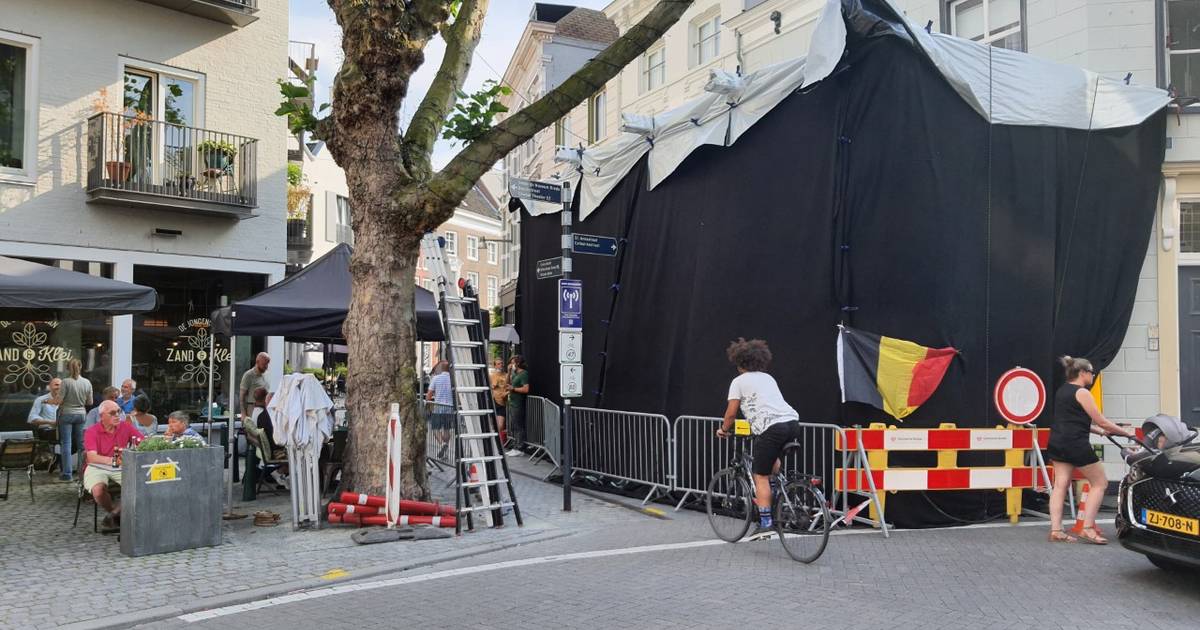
[143,459,181,484]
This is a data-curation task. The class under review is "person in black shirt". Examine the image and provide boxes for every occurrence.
[1047,356,1133,545]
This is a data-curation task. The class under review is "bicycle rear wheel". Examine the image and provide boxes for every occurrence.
[774,479,831,563]
[706,467,753,542]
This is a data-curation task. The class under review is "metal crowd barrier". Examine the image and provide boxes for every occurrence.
[526,396,561,477]
[570,407,673,505]
[672,416,888,536]
[418,399,456,472]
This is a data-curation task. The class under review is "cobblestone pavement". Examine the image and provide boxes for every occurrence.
[0,456,639,630]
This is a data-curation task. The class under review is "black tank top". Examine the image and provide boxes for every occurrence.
[1051,383,1091,447]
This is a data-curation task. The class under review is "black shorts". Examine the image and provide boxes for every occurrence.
[751,421,802,476]
[429,412,454,431]
[1047,441,1099,467]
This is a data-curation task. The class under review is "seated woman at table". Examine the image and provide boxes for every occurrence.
[127,394,158,437]
[163,410,204,442]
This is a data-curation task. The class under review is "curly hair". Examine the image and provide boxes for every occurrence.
[726,338,772,372]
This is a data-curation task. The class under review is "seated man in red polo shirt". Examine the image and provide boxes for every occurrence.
[83,400,143,531]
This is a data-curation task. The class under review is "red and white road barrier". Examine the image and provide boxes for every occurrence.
[386,403,403,527]
[337,492,456,516]
[838,467,1041,492]
[327,502,386,516]
[839,427,1049,451]
[328,512,456,528]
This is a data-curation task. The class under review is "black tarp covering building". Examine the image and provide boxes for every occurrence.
[516,0,1167,525]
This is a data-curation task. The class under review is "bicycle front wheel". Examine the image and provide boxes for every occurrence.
[706,467,753,542]
[774,480,831,563]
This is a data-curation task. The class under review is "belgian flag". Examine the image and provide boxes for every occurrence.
[836,326,958,420]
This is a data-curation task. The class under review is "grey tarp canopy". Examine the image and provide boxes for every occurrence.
[0,255,157,320]
[209,243,445,342]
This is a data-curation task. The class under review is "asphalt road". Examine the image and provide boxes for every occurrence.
[140,514,1200,630]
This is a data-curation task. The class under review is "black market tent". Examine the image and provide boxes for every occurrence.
[0,255,157,320]
[516,0,1168,526]
[210,243,444,342]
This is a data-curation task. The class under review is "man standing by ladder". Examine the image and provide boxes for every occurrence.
[426,360,454,460]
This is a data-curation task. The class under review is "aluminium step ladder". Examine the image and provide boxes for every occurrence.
[420,234,523,536]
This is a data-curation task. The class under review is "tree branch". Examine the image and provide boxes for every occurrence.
[403,0,489,181]
[425,0,695,219]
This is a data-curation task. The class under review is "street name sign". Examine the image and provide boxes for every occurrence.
[558,279,582,331]
[509,177,563,204]
[536,257,563,280]
[559,331,582,363]
[561,363,583,398]
[572,233,618,257]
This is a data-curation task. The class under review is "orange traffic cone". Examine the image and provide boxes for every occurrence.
[1070,480,1090,533]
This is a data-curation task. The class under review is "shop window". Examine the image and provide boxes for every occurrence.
[0,259,112,432]
[131,266,266,418]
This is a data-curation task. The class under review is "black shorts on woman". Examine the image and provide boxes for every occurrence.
[751,420,803,476]
[1048,382,1099,467]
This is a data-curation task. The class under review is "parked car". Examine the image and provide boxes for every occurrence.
[1115,414,1200,571]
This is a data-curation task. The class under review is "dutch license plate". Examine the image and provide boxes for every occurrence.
[1142,509,1200,537]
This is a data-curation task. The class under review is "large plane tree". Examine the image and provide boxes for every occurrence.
[283,1,694,498]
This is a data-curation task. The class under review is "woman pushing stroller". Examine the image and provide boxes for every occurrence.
[1048,356,1135,544]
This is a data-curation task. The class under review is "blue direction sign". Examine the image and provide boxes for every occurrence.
[558,279,582,331]
[509,177,563,204]
[572,233,618,257]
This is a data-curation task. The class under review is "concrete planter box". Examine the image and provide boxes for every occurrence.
[120,446,223,557]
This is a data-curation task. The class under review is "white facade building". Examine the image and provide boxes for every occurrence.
[494,0,1200,478]
[0,0,287,428]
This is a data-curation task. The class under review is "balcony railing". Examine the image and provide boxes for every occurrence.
[135,0,260,27]
[86,112,258,219]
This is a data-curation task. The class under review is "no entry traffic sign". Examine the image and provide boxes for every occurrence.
[994,367,1046,425]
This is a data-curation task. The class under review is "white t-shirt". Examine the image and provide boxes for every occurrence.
[727,371,798,435]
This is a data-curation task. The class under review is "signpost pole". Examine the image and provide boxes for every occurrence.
[561,180,573,512]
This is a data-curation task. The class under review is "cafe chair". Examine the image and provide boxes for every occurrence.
[0,438,37,502]
[74,475,121,532]
[320,430,348,496]
[243,424,285,496]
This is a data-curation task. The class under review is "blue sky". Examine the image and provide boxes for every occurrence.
[289,0,610,168]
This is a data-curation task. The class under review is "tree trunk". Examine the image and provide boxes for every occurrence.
[337,125,428,500]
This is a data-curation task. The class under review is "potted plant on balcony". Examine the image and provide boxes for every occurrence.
[91,88,149,183]
[198,139,238,171]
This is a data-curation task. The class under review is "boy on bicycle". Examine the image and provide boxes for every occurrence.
[716,338,803,539]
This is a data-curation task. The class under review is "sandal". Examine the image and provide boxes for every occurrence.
[1049,530,1076,543]
[1078,526,1108,545]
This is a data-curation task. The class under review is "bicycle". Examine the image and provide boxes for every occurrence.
[705,420,831,563]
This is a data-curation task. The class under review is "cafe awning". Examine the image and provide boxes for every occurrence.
[0,255,157,320]
[210,243,445,342]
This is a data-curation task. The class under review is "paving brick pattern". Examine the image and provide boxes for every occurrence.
[0,456,625,629]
